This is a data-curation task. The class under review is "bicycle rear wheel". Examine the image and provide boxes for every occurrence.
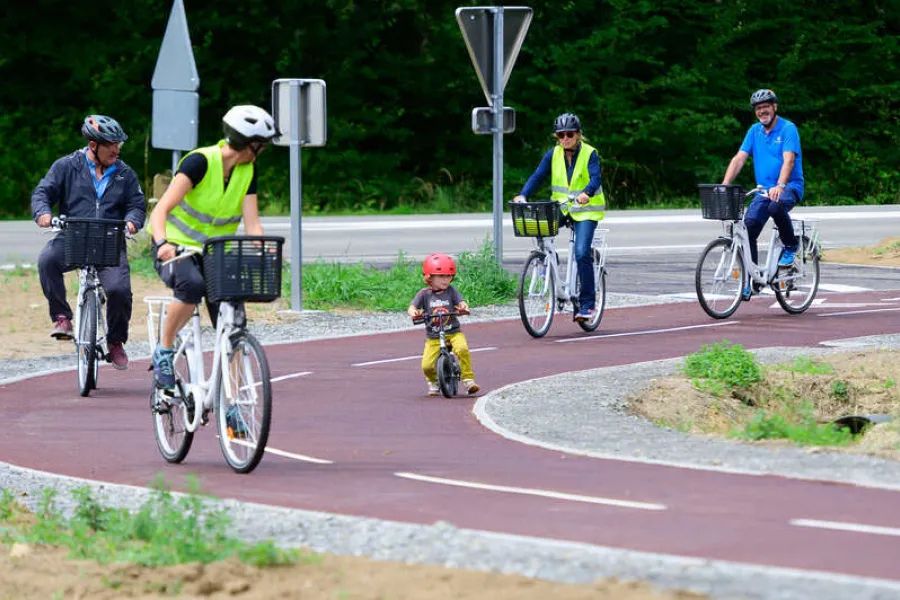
[696,237,744,319]
[774,234,820,314]
[518,251,555,338]
[216,331,272,474]
[576,248,607,332]
[151,379,194,464]
[436,352,458,398]
[77,291,98,397]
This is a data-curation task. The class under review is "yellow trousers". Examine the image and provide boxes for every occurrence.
[421,332,475,382]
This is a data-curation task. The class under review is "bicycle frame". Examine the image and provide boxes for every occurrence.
[529,225,608,305]
[73,266,107,356]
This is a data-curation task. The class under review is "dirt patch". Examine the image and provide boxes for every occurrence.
[822,236,900,267]
[628,350,900,459]
[0,542,706,600]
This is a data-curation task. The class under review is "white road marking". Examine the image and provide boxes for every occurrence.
[218,438,333,464]
[555,321,739,344]
[819,307,900,317]
[271,371,313,383]
[352,346,498,367]
[791,519,900,538]
[395,472,666,511]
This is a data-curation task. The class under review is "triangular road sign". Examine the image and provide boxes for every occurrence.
[456,6,532,105]
[151,0,200,92]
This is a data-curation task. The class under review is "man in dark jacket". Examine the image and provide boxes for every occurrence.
[31,115,146,369]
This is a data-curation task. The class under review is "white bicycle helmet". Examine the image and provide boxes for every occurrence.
[222,105,277,150]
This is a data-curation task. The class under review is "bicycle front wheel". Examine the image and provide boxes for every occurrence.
[518,252,556,338]
[577,248,607,332]
[696,237,744,319]
[774,234,820,314]
[77,292,98,397]
[216,332,272,474]
[436,352,458,398]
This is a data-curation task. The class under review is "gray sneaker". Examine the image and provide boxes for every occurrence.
[152,345,175,389]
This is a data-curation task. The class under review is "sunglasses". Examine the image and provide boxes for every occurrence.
[555,131,578,139]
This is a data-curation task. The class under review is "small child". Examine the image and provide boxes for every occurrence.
[407,253,480,396]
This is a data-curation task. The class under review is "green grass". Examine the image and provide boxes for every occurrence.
[731,404,857,446]
[772,356,835,375]
[0,476,306,568]
[682,339,762,395]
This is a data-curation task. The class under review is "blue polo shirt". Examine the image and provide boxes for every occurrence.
[740,117,804,199]
[84,148,119,198]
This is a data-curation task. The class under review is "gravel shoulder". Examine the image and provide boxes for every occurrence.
[3,294,900,600]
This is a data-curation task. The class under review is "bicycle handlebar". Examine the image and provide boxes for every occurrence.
[411,308,469,325]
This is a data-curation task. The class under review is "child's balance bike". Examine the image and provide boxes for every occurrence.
[412,308,467,398]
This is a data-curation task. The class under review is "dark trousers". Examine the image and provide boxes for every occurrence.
[38,235,132,343]
[744,187,799,265]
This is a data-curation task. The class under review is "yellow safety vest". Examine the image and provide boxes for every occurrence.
[550,142,606,221]
[165,141,253,248]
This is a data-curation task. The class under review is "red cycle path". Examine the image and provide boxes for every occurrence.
[2,290,900,581]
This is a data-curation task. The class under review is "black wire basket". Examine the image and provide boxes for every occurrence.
[63,218,126,267]
[698,185,745,220]
[202,236,285,303]
[510,201,560,237]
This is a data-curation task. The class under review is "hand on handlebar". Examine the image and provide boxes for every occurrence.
[37,214,53,228]
[512,195,526,203]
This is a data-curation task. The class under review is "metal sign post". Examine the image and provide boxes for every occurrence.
[456,6,532,263]
[151,0,200,174]
[272,79,327,312]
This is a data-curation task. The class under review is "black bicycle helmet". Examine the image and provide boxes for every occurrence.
[749,89,778,109]
[553,112,581,132]
[81,115,128,143]
[222,105,277,150]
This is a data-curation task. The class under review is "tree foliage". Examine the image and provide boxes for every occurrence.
[1,0,897,218]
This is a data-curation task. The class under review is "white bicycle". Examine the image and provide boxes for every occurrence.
[145,235,284,474]
[695,184,820,319]
[511,197,609,338]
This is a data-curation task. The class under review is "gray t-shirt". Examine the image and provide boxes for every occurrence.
[411,286,464,339]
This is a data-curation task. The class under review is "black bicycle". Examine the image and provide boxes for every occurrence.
[412,308,467,398]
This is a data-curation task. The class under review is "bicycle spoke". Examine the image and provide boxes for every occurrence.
[696,238,743,319]
[518,252,555,337]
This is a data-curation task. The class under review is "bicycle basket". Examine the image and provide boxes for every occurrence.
[202,236,285,303]
[510,201,559,237]
[698,185,745,221]
[63,218,126,267]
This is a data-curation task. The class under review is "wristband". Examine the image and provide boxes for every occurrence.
[155,238,168,248]
[776,183,786,189]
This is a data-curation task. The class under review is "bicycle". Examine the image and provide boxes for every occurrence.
[49,215,128,397]
[695,184,820,319]
[412,308,468,398]
[510,197,609,338]
[145,235,284,473]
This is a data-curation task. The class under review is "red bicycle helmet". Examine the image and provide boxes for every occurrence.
[422,253,456,276]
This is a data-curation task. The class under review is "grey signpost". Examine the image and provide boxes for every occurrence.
[456,6,532,263]
[272,79,327,312]
[151,0,200,175]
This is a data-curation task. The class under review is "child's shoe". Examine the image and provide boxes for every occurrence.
[426,381,440,396]
[463,379,480,395]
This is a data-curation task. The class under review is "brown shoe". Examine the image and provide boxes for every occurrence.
[107,341,129,370]
[51,315,73,340]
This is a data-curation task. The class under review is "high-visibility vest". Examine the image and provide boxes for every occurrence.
[165,141,253,248]
[550,142,605,221]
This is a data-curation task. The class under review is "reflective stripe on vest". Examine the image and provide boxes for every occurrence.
[165,140,253,247]
[550,142,606,221]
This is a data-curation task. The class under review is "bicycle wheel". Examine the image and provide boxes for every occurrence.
[518,251,555,338]
[774,234,820,314]
[436,352,458,398]
[216,331,272,474]
[576,248,607,332]
[151,368,194,464]
[696,237,744,319]
[76,291,97,397]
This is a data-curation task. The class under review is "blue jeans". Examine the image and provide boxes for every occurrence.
[744,187,799,266]
[573,219,599,311]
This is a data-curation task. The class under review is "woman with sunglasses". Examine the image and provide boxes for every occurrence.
[512,112,605,321]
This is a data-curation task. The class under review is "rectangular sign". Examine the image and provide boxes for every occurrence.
[272,79,327,147]
[151,90,199,151]
[471,106,515,134]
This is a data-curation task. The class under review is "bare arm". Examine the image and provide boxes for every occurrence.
[241,194,264,236]
[150,173,194,261]
[722,150,749,185]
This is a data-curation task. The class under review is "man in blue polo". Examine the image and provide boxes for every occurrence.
[722,88,804,299]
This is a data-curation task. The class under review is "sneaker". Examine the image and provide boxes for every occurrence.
[152,345,176,389]
[463,379,480,395]
[742,285,752,301]
[50,315,73,340]
[426,381,440,397]
[779,247,797,267]
[107,341,128,370]
[225,406,248,439]
[574,309,594,322]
